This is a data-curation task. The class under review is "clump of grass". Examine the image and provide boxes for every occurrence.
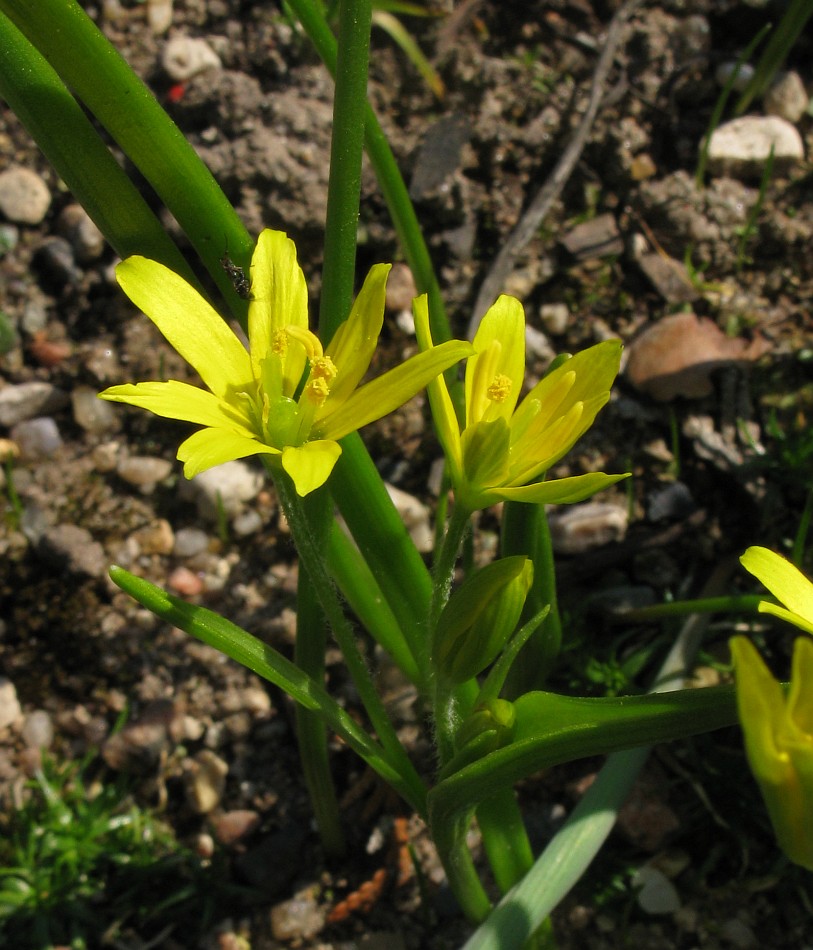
[0,752,244,949]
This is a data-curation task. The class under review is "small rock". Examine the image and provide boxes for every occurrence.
[707,115,804,179]
[630,153,657,181]
[269,888,324,942]
[385,262,418,312]
[168,565,204,596]
[57,204,105,263]
[183,460,264,521]
[184,749,229,814]
[0,678,22,730]
[232,508,262,537]
[0,382,68,426]
[636,253,698,304]
[632,866,681,915]
[147,0,173,34]
[72,385,119,434]
[715,61,755,93]
[386,483,433,553]
[92,441,120,473]
[162,36,221,81]
[720,917,758,949]
[117,455,173,493]
[561,213,623,259]
[39,524,107,578]
[0,167,51,224]
[538,302,569,336]
[173,527,210,558]
[131,519,175,556]
[11,417,63,460]
[21,710,54,749]
[525,324,555,361]
[548,502,628,554]
[211,810,261,846]
[103,699,178,774]
[763,71,808,125]
[35,236,81,287]
[647,481,696,522]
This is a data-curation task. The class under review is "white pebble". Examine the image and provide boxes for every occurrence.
[11,417,63,459]
[72,385,120,434]
[22,710,54,749]
[117,455,173,492]
[0,167,51,225]
[162,36,221,81]
[173,526,209,558]
[0,381,67,426]
[0,678,21,730]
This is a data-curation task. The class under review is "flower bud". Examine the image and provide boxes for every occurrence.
[730,636,813,870]
[433,556,533,683]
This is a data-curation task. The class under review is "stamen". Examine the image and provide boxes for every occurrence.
[272,329,288,356]
[487,374,512,403]
[304,377,330,406]
[285,325,324,361]
[310,355,338,383]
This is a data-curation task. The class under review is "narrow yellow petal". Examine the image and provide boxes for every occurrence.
[412,295,464,477]
[325,263,390,406]
[317,340,473,441]
[495,472,629,505]
[99,380,255,437]
[741,547,813,630]
[788,637,813,735]
[467,295,526,424]
[177,427,279,478]
[116,257,252,400]
[281,440,342,496]
[248,229,309,393]
[758,603,813,636]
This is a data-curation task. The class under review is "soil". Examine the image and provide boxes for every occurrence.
[2,0,813,947]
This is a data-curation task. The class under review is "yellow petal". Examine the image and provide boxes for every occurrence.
[177,427,279,478]
[741,547,813,631]
[248,229,309,393]
[317,339,473,441]
[412,295,464,477]
[788,637,813,737]
[467,295,525,424]
[281,440,342,495]
[324,263,390,406]
[116,257,252,400]
[99,380,255,437]
[495,472,629,505]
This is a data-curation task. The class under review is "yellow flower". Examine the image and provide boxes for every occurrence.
[100,230,472,496]
[740,546,813,636]
[730,636,813,870]
[414,293,627,511]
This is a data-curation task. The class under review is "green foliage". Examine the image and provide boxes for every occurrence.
[0,754,237,949]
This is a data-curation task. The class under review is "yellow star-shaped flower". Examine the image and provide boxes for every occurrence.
[414,293,628,511]
[100,230,471,495]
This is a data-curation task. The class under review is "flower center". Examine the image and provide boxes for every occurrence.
[487,374,512,403]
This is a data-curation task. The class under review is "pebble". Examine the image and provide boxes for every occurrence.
[71,385,119,434]
[172,526,209,559]
[211,809,261,846]
[168,565,204,596]
[232,508,263,537]
[21,295,48,334]
[57,204,105,263]
[117,454,173,493]
[162,36,221,81]
[36,236,81,286]
[707,115,804,179]
[11,417,63,459]
[0,166,51,224]
[714,61,755,93]
[92,441,120,473]
[131,518,175,556]
[147,0,173,34]
[21,709,54,749]
[763,71,809,125]
[39,523,107,578]
[385,262,418,312]
[0,382,68,426]
[182,459,264,520]
[0,223,19,254]
[386,483,433,553]
[524,323,555,361]
[538,302,569,336]
[269,889,324,942]
[0,678,22,730]
[548,502,628,554]
[184,749,229,814]
[102,700,177,773]
[632,866,681,915]
[719,917,758,949]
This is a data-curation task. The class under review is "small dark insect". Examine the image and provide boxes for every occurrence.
[220,254,251,300]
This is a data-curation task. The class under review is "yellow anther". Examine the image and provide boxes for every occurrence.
[310,355,338,382]
[285,325,324,360]
[272,329,288,356]
[304,377,330,406]
[487,374,512,403]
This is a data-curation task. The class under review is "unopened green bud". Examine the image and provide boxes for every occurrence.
[433,556,533,683]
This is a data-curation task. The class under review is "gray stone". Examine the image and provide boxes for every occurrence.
[39,523,107,578]
[0,678,21,730]
[173,526,210,558]
[561,213,623,259]
[11,417,63,459]
[707,116,804,179]
[57,204,105,263]
[763,71,809,125]
[162,36,221,81]
[116,455,173,493]
[72,385,119,434]
[36,236,80,286]
[538,302,569,336]
[183,459,264,520]
[0,382,68,426]
[715,61,755,93]
[21,710,54,749]
[548,502,628,554]
[632,866,681,915]
[0,167,51,224]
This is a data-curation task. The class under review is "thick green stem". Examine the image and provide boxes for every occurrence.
[272,464,427,816]
[295,488,345,856]
[319,0,372,343]
[476,789,533,894]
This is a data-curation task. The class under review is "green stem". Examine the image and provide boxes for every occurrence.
[319,0,372,343]
[612,594,763,624]
[0,12,196,283]
[295,489,345,856]
[272,463,428,816]
[476,789,533,894]
[0,0,252,327]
